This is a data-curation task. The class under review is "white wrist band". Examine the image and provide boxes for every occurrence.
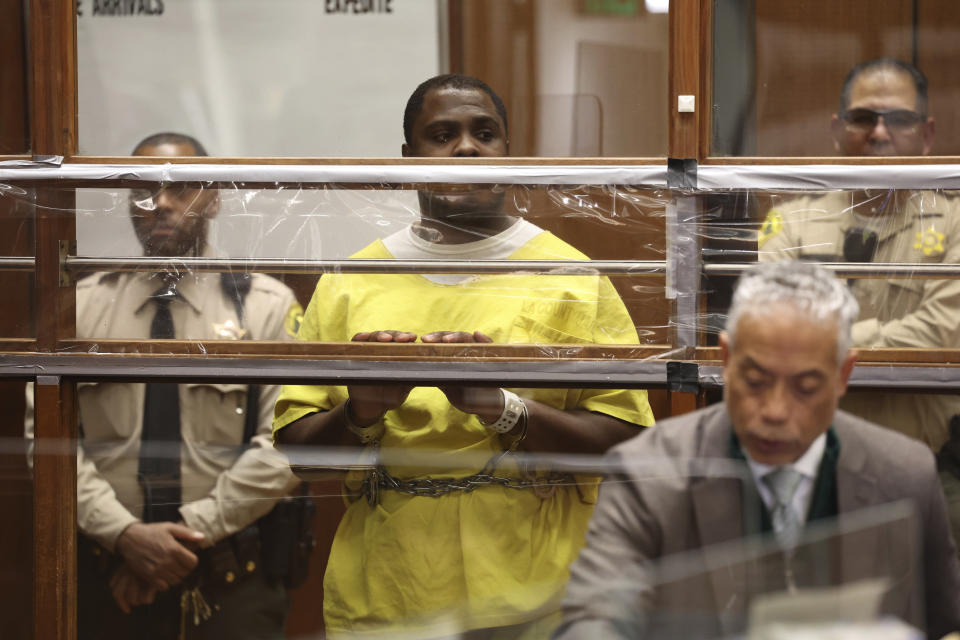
[343,398,385,444]
[481,389,526,434]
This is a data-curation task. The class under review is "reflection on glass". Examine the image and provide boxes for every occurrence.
[75,136,305,346]
[701,194,960,570]
[563,468,930,640]
[700,188,960,451]
[65,380,306,637]
[560,261,960,639]
[712,0,960,156]
[46,137,310,637]
[76,181,672,347]
[77,0,668,157]
[755,189,960,450]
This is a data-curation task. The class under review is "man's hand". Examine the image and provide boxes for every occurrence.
[422,331,503,422]
[114,522,204,591]
[421,330,492,345]
[108,564,157,614]
[347,331,417,424]
[352,330,418,344]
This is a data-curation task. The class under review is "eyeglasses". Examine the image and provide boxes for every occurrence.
[840,108,925,133]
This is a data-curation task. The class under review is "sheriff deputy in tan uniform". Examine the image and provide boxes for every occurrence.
[761,189,960,449]
[759,58,960,549]
[27,133,307,640]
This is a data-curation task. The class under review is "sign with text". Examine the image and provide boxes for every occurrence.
[580,0,640,16]
[77,0,441,156]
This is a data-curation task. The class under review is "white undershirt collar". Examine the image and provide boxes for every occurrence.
[382,218,543,285]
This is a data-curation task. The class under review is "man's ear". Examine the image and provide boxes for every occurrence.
[837,350,857,396]
[922,117,936,156]
[401,143,411,158]
[719,331,731,367]
[830,113,844,154]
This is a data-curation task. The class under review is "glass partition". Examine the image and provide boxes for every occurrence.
[10,165,960,639]
[712,0,960,157]
[562,475,928,639]
[698,183,960,569]
[20,0,960,633]
[21,377,959,638]
[76,0,669,157]
[71,181,673,348]
[701,187,960,347]
[0,182,34,338]
[45,383,952,639]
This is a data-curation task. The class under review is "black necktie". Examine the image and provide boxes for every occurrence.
[138,285,182,523]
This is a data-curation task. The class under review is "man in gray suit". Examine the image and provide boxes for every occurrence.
[556,261,960,640]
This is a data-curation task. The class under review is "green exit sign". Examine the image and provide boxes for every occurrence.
[582,0,641,16]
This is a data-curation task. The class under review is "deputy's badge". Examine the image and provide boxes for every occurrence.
[914,225,946,257]
[758,209,784,248]
[285,302,305,338]
[213,319,247,340]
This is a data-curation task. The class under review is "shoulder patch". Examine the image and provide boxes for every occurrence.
[284,301,305,338]
[758,209,784,248]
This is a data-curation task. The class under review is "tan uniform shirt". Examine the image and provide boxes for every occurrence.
[760,190,960,449]
[28,266,303,551]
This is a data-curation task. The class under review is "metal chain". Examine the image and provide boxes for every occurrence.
[361,452,577,505]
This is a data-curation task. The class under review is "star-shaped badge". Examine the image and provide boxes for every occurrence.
[213,319,248,340]
[914,225,946,257]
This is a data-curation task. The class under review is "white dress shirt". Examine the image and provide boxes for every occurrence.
[745,432,827,528]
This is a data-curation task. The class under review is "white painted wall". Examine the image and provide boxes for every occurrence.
[533,0,669,156]
[77,0,441,157]
[77,0,435,257]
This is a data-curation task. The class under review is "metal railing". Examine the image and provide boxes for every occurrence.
[3,257,960,279]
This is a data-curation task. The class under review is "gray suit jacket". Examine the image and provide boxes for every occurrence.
[556,404,960,640]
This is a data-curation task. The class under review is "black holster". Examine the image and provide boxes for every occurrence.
[257,485,317,589]
[80,487,317,593]
[937,416,960,480]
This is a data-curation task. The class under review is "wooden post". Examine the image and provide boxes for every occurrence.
[668,0,702,160]
[29,0,77,158]
[34,376,77,640]
[668,389,700,417]
[30,1,79,638]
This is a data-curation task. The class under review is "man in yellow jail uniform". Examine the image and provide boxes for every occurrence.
[759,58,960,550]
[27,133,306,640]
[273,74,655,639]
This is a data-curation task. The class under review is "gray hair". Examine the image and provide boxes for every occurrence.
[726,261,860,365]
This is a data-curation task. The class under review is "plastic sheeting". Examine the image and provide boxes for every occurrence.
[2,178,960,355]
[8,172,960,640]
